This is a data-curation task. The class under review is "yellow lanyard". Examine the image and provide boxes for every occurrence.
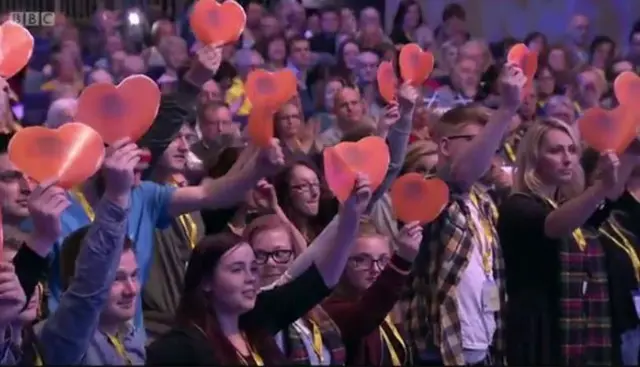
[171,181,198,249]
[469,192,495,275]
[380,315,407,366]
[237,333,264,366]
[504,142,516,163]
[107,334,132,365]
[308,319,325,363]
[542,197,587,251]
[599,222,640,283]
[72,188,95,222]
[34,342,43,366]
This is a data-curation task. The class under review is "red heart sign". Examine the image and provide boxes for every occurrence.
[614,71,640,107]
[390,173,449,224]
[76,74,160,145]
[0,21,34,78]
[245,69,297,109]
[8,123,105,189]
[578,106,639,154]
[190,0,247,46]
[399,43,434,86]
[377,61,398,103]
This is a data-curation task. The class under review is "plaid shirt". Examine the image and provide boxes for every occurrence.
[401,184,507,366]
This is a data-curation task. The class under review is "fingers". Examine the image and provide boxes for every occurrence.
[107,137,133,154]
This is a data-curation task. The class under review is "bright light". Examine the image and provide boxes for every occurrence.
[127,12,140,26]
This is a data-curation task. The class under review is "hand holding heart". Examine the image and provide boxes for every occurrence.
[498,64,527,111]
[28,179,70,247]
[394,221,423,262]
[343,173,373,216]
[592,151,620,191]
[102,138,142,200]
[257,138,285,175]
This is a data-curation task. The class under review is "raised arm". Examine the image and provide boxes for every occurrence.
[368,84,417,210]
[447,65,523,192]
[544,152,618,238]
[168,139,285,216]
[37,138,138,365]
[323,222,421,339]
[242,175,373,332]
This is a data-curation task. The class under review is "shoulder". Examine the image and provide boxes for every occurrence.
[146,327,203,365]
[134,181,175,201]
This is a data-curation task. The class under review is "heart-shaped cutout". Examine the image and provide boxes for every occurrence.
[507,43,538,100]
[399,43,434,86]
[323,136,390,202]
[245,69,297,110]
[190,0,247,46]
[377,61,398,103]
[247,106,275,148]
[613,71,640,107]
[578,106,639,154]
[76,74,160,145]
[390,172,449,224]
[0,21,34,78]
[8,123,105,189]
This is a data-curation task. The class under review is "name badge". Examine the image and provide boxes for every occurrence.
[481,280,500,312]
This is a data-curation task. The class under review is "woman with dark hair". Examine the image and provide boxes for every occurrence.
[390,0,423,45]
[523,31,548,54]
[255,35,288,71]
[332,38,360,85]
[589,35,616,71]
[272,156,334,242]
[146,175,373,365]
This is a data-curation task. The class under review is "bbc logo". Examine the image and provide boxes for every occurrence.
[9,12,55,27]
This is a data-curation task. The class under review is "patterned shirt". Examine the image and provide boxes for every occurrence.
[400,180,507,365]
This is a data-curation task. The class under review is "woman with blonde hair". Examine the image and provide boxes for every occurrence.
[497,117,619,365]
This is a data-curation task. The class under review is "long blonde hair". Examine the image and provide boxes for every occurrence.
[513,118,585,201]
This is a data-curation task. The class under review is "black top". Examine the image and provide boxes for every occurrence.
[600,191,640,335]
[497,192,610,365]
[146,264,332,365]
[389,29,412,45]
[13,245,48,305]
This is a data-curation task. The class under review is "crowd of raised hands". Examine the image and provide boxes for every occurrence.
[0,1,639,366]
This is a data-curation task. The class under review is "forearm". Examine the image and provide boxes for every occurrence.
[449,108,514,191]
[313,208,359,287]
[274,207,307,255]
[38,197,129,364]
[13,244,48,304]
[544,183,606,238]
[369,105,413,209]
[200,162,262,209]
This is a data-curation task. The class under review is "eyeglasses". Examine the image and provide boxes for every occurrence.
[348,254,390,271]
[254,250,294,265]
[291,182,320,194]
[445,134,476,142]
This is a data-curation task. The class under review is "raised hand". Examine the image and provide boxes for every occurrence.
[593,150,620,191]
[102,138,141,203]
[394,221,423,262]
[196,44,223,74]
[379,102,401,131]
[257,138,285,175]
[27,179,71,256]
[498,63,527,111]
[343,173,372,216]
[397,82,419,108]
[252,179,279,211]
[0,262,26,328]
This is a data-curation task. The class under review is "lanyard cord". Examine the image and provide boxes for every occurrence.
[308,319,325,364]
[380,315,407,366]
[599,221,640,283]
[107,334,132,365]
[72,188,95,222]
[504,142,516,163]
[541,197,587,251]
[236,332,264,366]
[469,192,494,276]
[170,181,198,249]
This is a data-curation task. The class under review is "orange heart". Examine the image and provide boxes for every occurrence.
[507,43,538,78]
[0,21,34,78]
[190,0,246,46]
[377,61,398,103]
[390,173,449,224]
[399,43,434,86]
[578,106,639,154]
[247,106,275,148]
[76,74,160,145]
[245,69,297,110]
[8,123,105,189]
[323,136,390,203]
[613,71,640,107]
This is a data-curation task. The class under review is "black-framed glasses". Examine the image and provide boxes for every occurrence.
[445,134,476,142]
[254,250,294,265]
[348,254,390,271]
